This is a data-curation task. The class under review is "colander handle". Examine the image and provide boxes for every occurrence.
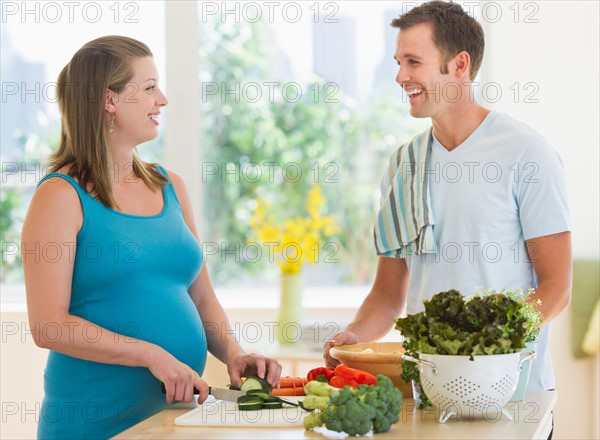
[518,351,536,369]
[402,355,438,374]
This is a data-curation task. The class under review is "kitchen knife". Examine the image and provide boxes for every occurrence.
[208,387,246,402]
[160,383,245,402]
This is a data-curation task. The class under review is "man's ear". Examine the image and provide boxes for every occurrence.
[105,89,116,113]
[453,51,471,80]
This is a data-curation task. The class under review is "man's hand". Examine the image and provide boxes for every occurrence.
[323,331,359,368]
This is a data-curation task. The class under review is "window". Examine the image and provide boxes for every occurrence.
[197,2,428,289]
[0,1,165,302]
[1,1,429,303]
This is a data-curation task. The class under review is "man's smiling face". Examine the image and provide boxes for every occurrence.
[394,23,458,119]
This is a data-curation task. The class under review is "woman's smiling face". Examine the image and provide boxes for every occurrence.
[110,56,168,146]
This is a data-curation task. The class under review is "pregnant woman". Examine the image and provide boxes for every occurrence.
[22,35,281,439]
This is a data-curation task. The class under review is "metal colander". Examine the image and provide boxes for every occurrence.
[403,351,535,423]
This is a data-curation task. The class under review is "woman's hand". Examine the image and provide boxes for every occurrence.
[227,353,282,389]
[323,331,359,368]
[144,345,209,404]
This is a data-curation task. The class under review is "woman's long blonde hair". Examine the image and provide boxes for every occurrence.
[48,35,167,208]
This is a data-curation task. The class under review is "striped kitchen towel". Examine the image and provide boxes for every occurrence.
[374,128,437,257]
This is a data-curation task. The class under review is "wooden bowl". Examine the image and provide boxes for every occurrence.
[330,342,412,397]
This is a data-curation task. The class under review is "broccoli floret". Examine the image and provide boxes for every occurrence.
[303,386,374,435]
[322,386,375,436]
[303,375,403,436]
[370,374,403,433]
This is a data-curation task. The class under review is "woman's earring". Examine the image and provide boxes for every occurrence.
[109,113,115,133]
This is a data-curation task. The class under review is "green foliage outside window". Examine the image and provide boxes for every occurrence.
[200,19,426,285]
[2,19,426,289]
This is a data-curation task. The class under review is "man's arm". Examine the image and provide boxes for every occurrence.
[324,257,409,367]
[526,231,572,324]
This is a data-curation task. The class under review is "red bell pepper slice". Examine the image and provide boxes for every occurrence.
[333,364,377,386]
[329,375,358,389]
[307,367,336,383]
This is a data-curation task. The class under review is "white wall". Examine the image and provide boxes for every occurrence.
[1,311,48,439]
[481,2,600,438]
[480,0,600,259]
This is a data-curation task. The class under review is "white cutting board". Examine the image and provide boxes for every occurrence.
[175,397,307,428]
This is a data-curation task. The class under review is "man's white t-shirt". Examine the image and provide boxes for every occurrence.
[384,111,571,391]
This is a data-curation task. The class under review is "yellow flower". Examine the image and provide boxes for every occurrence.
[249,186,338,274]
[307,185,325,218]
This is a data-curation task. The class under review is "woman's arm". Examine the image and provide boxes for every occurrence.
[168,170,282,387]
[22,178,204,404]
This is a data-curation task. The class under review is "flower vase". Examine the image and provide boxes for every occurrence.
[276,272,306,345]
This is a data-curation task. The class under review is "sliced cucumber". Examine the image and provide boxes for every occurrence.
[238,402,263,411]
[237,395,262,404]
[237,378,300,411]
[245,389,270,399]
[237,395,263,411]
[240,376,272,393]
[261,401,283,409]
[261,397,284,409]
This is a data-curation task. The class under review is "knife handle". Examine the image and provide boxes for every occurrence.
[160,383,200,394]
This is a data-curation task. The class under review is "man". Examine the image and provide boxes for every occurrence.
[324,0,571,403]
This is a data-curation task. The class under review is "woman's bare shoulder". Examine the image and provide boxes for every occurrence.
[28,172,83,230]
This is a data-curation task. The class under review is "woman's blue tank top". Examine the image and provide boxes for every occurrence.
[36,168,207,439]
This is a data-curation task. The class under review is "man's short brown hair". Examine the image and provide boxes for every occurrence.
[391,1,485,80]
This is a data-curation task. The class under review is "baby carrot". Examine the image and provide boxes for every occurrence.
[272,387,305,396]
[278,377,307,388]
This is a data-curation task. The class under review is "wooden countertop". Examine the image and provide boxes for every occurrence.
[113,391,556,439]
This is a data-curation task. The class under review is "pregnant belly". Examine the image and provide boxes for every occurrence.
[79,286,207,371]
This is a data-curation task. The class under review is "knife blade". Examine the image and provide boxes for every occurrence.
[208,387,246,402]
[160,383,245,402]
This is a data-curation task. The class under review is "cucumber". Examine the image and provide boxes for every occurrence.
[237,395,262,404]
[240,376,272,393]
[237,378,298,411]
[238,402,263,411]
[237,395,263,411]
[237,394,296,411]
[261,401,283,409]
[245,389,270,399]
